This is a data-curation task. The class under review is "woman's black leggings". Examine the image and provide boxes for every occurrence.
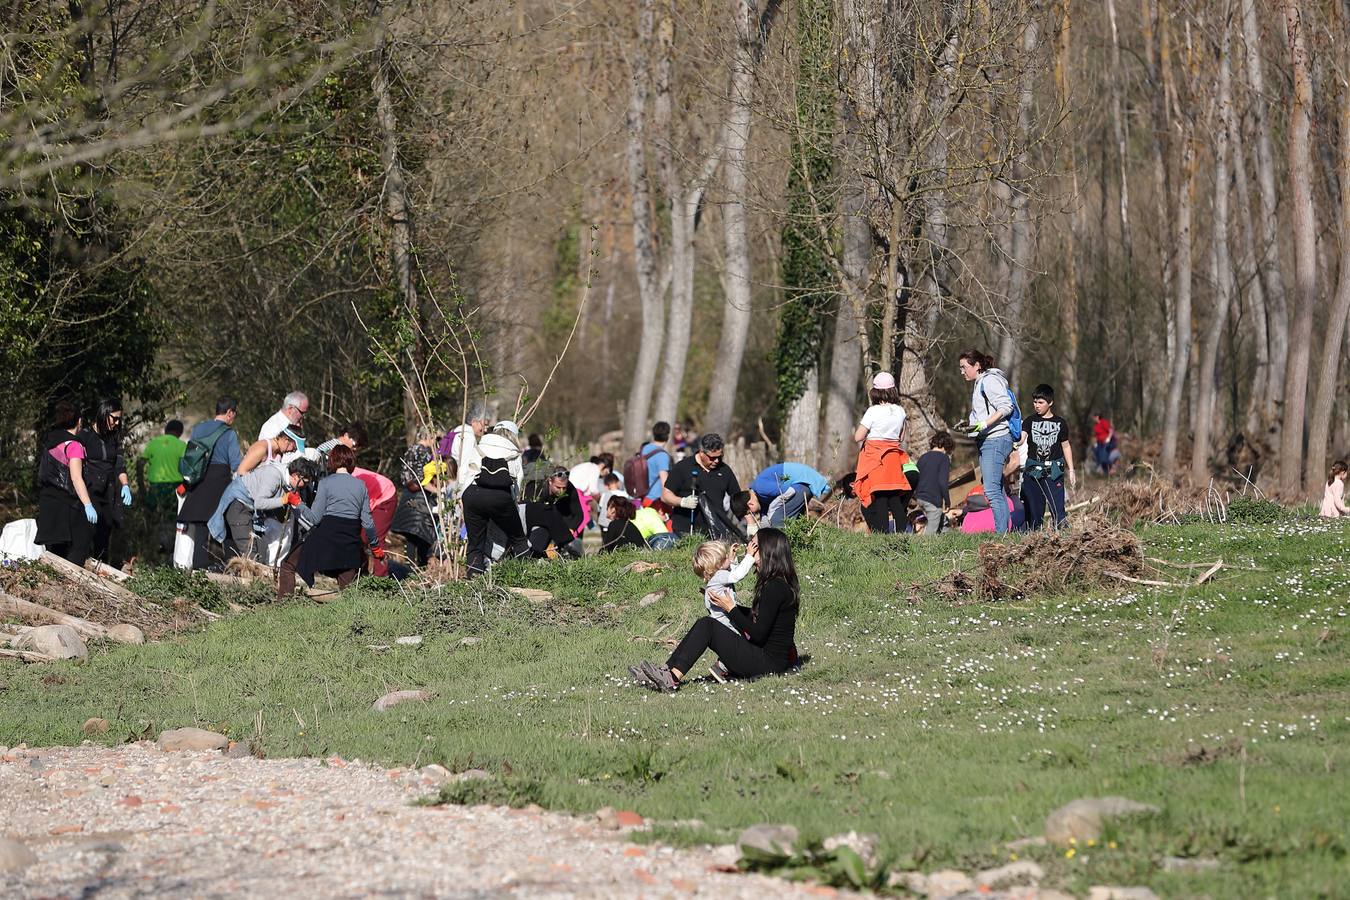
[862,489,910,534]
[668,616,785,679]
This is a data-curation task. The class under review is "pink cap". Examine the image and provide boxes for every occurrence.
[871,372,896,390]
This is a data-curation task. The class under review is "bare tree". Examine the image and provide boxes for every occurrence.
[996,13,1040,383]
[705,0,782,435]
[622,0,667,448]
[1306,63,1350,495]
[1277,0,1316,495]
[1191,13,1235,486]
[1160,20,1198,478]
[370,3,423,446]
[1239,0,1290,434]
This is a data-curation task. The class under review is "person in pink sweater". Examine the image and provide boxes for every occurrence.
[1321,461,1348,518]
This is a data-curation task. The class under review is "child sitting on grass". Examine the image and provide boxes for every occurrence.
[693,538,757,682]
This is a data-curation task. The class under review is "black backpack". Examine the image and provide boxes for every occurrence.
[179,423,232,486]
[37,440,77,496]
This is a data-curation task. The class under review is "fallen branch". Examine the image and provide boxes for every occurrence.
[1102,570,1188,588]
[40,552,145,606]
[204,571,268,586]
[1146,557,1266,572]
[0,647,56,663]
[84,559,131,583]
[0,589,109,638]
[1194,559,1224,586]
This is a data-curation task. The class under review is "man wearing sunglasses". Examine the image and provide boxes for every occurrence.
[259,390,309,445]
[662,432,741,537]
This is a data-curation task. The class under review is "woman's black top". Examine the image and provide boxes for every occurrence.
[34,429,81,546]
[600,519,645,552]
[727,579,797,666]
[76,427,124,502]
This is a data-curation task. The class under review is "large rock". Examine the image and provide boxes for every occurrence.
[975,860,1045,888]
[737,824,799,862]
[1045,796,1159,845]
[925,869,973,898]
[157,728,229,752]
[15,625,87,660]
[0,837,37,873]
[372,690,433,712]
[107,624,145,645]
[823,831,879,871]
[1088,888,1160,900]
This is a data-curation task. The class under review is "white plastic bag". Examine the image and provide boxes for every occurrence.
[0,518,43,562]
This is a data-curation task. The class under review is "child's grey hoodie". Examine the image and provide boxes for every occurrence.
[704,554,756,632]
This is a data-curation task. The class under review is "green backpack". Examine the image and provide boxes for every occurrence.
[179,423,232,486]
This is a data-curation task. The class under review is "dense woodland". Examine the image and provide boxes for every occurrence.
[3,0,1349,499]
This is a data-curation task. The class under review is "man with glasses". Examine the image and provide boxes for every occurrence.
[662,433,741,537]
[259,390,309,444]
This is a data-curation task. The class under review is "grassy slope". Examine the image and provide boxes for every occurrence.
[2,518,1347,896]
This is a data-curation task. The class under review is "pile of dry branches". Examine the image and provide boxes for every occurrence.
[909,516,1148,603]
[0,554,207,642]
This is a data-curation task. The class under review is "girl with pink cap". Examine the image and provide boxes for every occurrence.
[852,372,912,533]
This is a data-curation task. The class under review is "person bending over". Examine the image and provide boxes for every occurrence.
[282,445,381,595]
[630,528,798,692]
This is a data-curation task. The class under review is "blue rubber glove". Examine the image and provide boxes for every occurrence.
[120,484,133,506]
[84,504,99,525]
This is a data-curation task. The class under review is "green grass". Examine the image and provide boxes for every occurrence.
[2,517,1348,896]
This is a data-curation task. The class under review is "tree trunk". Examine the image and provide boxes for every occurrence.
[705,0,777,435]
[1144,0,1176,407]
[1305,78,1350,495]
[622,0,666,449]
[1054,0,1080,409]
[996,16,1038,383]
[1278,0,1316,495]
[1191,23,1235,487]
[1160,127,1196,478]
[821,156,868,467]
[371,17,422,446]
[1241,0,1290,433]
[821,0,874,474]
[782,365,820,467]
[1231,109,1272,439]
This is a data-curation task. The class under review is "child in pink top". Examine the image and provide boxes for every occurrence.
[1321,461,1348,518]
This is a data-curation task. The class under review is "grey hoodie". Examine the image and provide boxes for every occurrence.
[969,368,1014,439]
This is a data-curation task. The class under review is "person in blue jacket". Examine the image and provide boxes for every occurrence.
[749,463,832,526]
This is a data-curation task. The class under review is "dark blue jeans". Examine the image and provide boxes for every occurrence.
[1022,476,1066,530]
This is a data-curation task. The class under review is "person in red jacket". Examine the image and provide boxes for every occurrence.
[1090,413,1120,476]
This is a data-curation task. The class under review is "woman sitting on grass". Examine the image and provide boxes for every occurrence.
[600,496,646,552]
[630,528,799,692]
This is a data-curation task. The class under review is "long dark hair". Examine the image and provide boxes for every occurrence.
[91,397,123,435]
[751,528,799,621]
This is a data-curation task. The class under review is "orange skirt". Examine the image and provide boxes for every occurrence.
[854,439,910,508]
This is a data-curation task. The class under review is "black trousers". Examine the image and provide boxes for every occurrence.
[463,485,528,574]
[668,616,786,679]
[47,518,94,568]
[862,489,909,534]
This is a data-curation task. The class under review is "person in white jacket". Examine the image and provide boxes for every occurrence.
[450,406,491,495]
[477,421,525,495]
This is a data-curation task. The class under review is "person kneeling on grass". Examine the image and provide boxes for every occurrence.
[280,444,383,597]
[630,528,798,692]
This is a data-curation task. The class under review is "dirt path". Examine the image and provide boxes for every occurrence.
[0,743,830,898]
